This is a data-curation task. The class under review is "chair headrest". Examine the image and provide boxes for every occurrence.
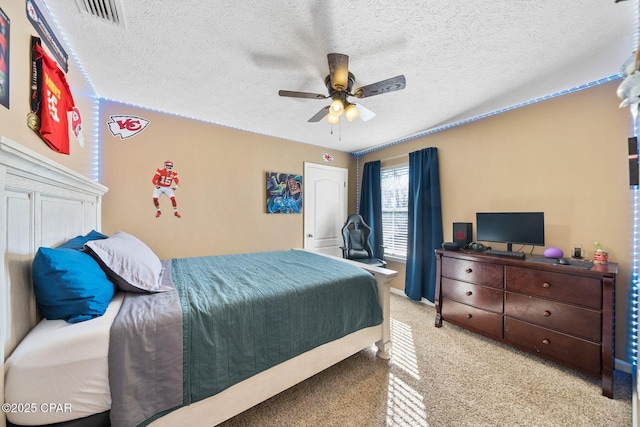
[343,214,369,229]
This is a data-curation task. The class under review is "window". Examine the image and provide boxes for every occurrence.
[381,165,409,259]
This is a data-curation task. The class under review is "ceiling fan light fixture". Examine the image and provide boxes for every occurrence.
[326,113,339,124]
[344,104,359,122]
[329,99,344,116]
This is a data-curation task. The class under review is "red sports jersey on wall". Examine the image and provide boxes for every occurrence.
[34,43,75,154]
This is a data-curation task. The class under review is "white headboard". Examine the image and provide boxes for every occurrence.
[0,136,107,427]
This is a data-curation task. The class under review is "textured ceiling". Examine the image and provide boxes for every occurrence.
[43,1,637,154]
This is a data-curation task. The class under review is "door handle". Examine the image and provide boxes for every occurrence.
[307,234,314,238]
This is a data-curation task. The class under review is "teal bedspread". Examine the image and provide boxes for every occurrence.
[115,250,382,426]
[173,250,382,405]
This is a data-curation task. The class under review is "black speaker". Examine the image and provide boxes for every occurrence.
[442,242,460,251]
[453,222,472,248]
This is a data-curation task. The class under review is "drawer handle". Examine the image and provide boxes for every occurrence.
[543,310,551,317]
[466,291,473,296]
[466,314,472,319]
[466,268,473,274]
[542,339,550,345]
[542,282,551,288]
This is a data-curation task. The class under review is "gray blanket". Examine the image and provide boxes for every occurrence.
[109,260,183,427]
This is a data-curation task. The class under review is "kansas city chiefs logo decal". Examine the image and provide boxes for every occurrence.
[107,115,150,139]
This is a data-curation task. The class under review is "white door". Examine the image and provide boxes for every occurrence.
[304,162,348,256]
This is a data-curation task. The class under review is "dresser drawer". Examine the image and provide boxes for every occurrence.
[441,297,503,338]
[506,266,601,309]
[505,317,601,374]
[442,257,503,289]
[505,292,601,342]
[441,277,503,313]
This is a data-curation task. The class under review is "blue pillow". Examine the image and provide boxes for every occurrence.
[57,230,108,250]
[32,247,116,323]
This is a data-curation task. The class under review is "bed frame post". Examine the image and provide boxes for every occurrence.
[371,269,394,359]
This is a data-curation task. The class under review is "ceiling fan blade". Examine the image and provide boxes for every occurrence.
[308,106,330,122]
[354,103,376,121]
[279,90,327,99]
[353,75,406,98]
[327,53,349,91]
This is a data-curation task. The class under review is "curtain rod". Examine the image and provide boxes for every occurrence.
[361,153,408,162]
[381,153,409,162]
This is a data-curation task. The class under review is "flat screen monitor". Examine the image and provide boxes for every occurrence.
[476,212,545,251]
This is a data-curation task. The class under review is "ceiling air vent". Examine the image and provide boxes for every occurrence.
[75,0,126,28]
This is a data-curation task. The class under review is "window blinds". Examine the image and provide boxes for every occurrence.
[381,165,409,258]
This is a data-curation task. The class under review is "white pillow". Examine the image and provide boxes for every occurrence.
[85,231,169,293]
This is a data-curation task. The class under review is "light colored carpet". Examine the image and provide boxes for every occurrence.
[219,293,632,426]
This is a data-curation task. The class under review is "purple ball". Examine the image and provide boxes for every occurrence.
[543,247,564,259]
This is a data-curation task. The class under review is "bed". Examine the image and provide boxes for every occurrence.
[0,136,397,427]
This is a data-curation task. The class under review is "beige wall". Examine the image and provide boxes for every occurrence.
[358,80,634,363]
[99,100,355,259]
[0,0,99,178]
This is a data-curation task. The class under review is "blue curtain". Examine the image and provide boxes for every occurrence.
[405,148,443,302]
[359,160,384,259]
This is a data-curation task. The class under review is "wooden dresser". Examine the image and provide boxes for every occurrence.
[434,248,617,397]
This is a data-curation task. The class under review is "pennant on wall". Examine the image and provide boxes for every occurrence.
[71,106,84,147]
[106,115,150,139]
[26,0,68,72]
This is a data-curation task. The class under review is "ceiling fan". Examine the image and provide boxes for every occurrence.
[278,53,406,124]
